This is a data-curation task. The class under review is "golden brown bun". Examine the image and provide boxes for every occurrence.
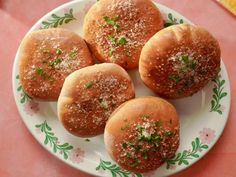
[58,63,135,137]
[83,0,163,69]
[19,28,93,101]
[104,96,179,173]
[139,24,221,99]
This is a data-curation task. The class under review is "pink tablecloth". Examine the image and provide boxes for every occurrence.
[0,0,235,176]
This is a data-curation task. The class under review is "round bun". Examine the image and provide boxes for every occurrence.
[83,0,163,69]
[18,28,93,101]
[104,96,179,173]
[58,63,135,137]
[139,24,221,99]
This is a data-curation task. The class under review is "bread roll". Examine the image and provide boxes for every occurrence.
[83,0,163,69]
[19,28,93,101]
[58,63,135,137]
[139,24,221,99]
[104,96,179,173]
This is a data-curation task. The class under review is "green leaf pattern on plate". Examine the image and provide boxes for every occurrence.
[166,137,208,169]
[210,76,227,115]
[96,159,142,177]
[164,13,184,27]
[41,8,76,28]
[16,75,32,104]
[35,120,73,160]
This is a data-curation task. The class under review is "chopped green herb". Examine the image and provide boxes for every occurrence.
[84,81,94,89]
[122,142,128,149]
[85,139,90,142]
[35,67,54,81]
[108,48,114,57]
[155,121,162,127]
[114,24,120,30]
[134,145,142,152]
[56,48,62,55]
[130,158,139,167]
[108,35,117,44]
[49,58,62,67]
[164,131,173,137]
[103,16,120,30]
[169,74,181,82]
[190,61,197,69]
[36,68,44,76]
[141,114,150,120]
[31,76,36,81]
[151,134,162,143]
[126,152,132,158]
[69,47,78,59]
[118,37,127,45]
[103,16,119,25]
[136,125,144,132]
[143,150,149,160]
[121,124,129,130]
[181,55,189,63]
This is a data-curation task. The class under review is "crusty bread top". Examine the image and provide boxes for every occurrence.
[139,24,221,98]
[83,0,163,69]
[19,28,93,101]
[104,96,179,172]
[58,63,135,137]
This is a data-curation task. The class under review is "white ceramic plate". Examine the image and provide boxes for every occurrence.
[12,0,231,176]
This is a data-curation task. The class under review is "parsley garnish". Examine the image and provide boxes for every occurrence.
[108,48,114,57]
[84,80,94,89]
[49,58,62,67]
[169,74,181,82]
[164,131,173,137]
[155,121,162,127]
[122,142,128,149]
[143,150,149,160]
[181,55,189,63]
[35,67,54,80]
[69,47,78,59]
[108,35,117,44]
[130,158,139,167]
[103,16,120,30]
[56,48,62,55]
[118,37,127,45]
